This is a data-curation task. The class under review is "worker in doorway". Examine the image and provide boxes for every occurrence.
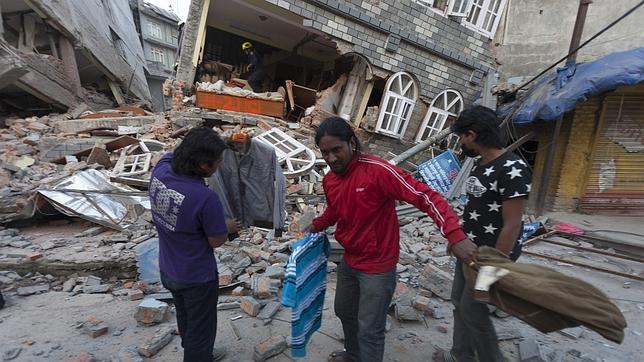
[307,117,477,362]
[149,127,240,362]
[242,41,265,92]
[433,106,532,362]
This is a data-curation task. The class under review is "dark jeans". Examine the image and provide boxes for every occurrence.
[248,70,264,93]
[450,261,503,362]
[161,272,219,362]
[334,260,396,362]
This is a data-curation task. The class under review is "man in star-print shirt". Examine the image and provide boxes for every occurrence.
[435,106,532,362]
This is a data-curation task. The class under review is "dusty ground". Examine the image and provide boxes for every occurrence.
[1,212,642,361]
[1,259,642,362]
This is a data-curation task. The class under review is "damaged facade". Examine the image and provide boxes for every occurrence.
[0,0,152,114]
[493,0,644,215]
[130,1,181,112]
[174,0,501,164]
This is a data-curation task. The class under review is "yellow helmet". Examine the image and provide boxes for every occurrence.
[242,41,253,50]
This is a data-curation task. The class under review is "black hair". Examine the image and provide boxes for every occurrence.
[450,105,505,148]
[315,116,361,151]
[171,127,227,177]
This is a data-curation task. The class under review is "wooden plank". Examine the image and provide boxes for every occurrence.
[108,79,125,106]
[195,91,284,117]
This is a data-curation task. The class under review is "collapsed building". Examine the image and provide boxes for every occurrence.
[0,0,152,114]
[173,0,501,165]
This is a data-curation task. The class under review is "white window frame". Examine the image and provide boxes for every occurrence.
[151,47,165,64]
[415,0,448,15]
[448,0,472,17]
[376,72,418,139]
[415,89,463,143]
[464,0,507,38]
[148,22,162,39]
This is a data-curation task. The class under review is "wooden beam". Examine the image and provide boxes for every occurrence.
[354,81,374,127]
[108,78,126,106]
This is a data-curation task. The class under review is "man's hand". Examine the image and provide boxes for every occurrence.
[226,219,241,234]
[449,239,478,265]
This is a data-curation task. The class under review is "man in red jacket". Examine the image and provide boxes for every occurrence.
[310,117,476,362]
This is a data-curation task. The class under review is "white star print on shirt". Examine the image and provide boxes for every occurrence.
[467,231,476,239]
[488,201,501,212]
[483,166,495,176]
[526,183,532,192]
[489,180,498,192]
[510,191,526,198]
[483,223,498,234]
[469,210,480,220]
[507,166,523,179]
[517,159,527,166]
[499,188,506,195]
[503,160,517,167]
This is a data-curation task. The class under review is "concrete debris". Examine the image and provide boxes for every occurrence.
[253,335,287,362]
[17,285,50,296]
[418,263,453,301]
[137,326,175,357]
[519,339,546,362]
[134,299,168,326]
[84,318,109,338]
[240,296,261,317]
[258,301,281,323]
[2,348,22,361]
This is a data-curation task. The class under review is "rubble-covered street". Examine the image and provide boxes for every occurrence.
[2,0,644,361]
[0,104,642,362]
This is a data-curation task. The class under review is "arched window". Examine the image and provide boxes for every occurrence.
[415,89,463,143]
[376,72,418,138]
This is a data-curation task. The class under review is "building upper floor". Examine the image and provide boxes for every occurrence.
[493,0,644,80]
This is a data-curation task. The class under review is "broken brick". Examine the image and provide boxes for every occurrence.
[258,301,281,321]
[232,286,245,296]
[134,299,168,326]
[70,352,97,362]
[218,266,234,286]
[128,289,144,301]
[84,319,109,338]
[240,296,261,317]
[412,295,431,313]
[253,335,287,362]
[26,252,43,261]
[137,326,174,357]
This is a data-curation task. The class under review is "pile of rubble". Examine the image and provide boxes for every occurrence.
[0,100,467,360]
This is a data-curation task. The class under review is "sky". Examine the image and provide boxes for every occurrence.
[146,0,189,21]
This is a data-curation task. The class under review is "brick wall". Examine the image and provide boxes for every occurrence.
[39,137,106,162]
[270,0,494,160]
[277,0,493,102]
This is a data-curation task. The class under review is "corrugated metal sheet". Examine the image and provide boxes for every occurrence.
[581,95,644,214]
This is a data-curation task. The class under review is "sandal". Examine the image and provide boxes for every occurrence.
[432,347,458,362]
[328,350,356,362]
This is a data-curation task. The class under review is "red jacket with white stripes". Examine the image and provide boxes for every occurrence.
[312,153,467,273]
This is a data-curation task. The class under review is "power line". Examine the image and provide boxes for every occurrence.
[513,0,644,94]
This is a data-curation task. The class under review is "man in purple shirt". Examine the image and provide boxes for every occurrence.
[149,127,239,362]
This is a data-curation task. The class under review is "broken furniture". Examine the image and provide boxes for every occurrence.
[195,90,284,117]
[255,128,317,178]
[284,80,317,123]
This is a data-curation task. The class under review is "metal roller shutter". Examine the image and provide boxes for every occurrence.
[581,94,644,214]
